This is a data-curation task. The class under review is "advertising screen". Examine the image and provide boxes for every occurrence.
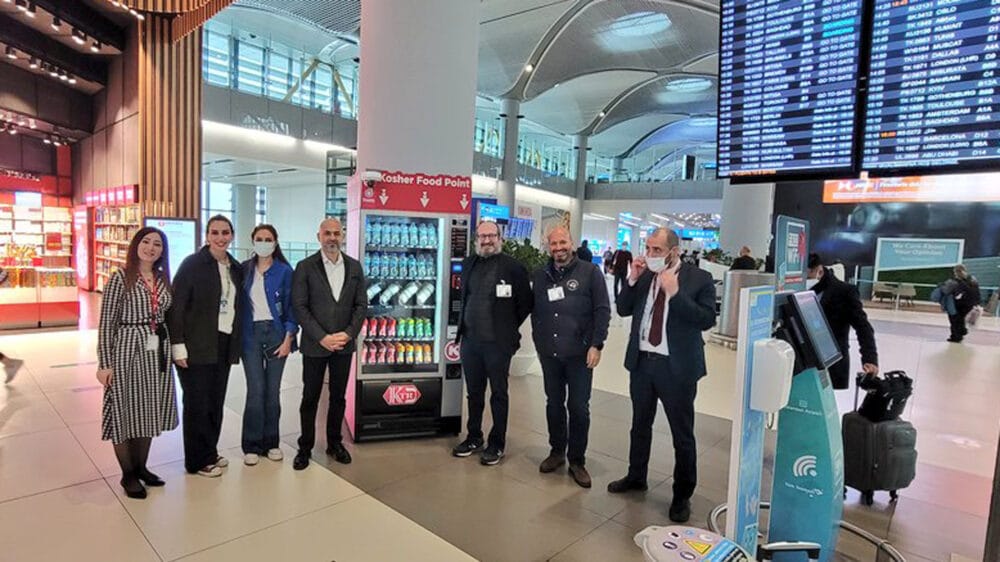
[862,0,1000,173]
[144,217,197,280]
[717,0,864,179]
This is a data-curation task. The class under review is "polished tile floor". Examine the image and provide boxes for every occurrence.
[0,298,996,561]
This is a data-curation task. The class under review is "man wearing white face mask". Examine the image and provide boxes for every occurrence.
[607,228,717,524]
[239,225,298,466]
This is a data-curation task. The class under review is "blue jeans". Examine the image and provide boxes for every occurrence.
[241,321,287,454]
[539,354,593,466]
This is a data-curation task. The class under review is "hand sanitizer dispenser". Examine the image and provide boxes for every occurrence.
[750,338,796,413]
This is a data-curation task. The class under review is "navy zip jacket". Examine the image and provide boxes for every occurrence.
[531,256,611,358]
[239,257,298,352]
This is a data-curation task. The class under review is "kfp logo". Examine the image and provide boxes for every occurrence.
[383,384,421,406]
[444,340,460,362]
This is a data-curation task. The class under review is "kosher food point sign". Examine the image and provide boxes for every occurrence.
[361,171,472,214]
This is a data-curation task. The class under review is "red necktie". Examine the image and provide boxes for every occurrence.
[648,287,666,346]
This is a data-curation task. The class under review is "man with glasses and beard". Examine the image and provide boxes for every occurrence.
[452,220,532,466]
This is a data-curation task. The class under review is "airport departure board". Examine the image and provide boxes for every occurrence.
[862,0,1000,171]
[717,0,865,178]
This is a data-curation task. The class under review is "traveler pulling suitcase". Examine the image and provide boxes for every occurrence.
[842,372,917,506]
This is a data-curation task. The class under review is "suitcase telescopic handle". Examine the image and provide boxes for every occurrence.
[757,542,821,561]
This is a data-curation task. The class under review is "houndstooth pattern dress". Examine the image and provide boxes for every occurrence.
[98,270,179,443]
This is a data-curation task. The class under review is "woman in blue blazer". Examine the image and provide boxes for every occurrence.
[239,224,298,465]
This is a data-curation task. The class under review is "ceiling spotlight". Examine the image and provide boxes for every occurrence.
[8,126,17,135]
[524,64,534,73]
[15,0,26,11]
[28,57,38,69]
[5,46,16,60]
[43,135,52,144]
[72,28,86,45]
[130,9,144,20]
[91,40,102,53]
[29,119,36,129]
[59,70,69,81]
[51,16,62,30]
[25,2,36,17]
[68,76,77,84]
[52,137,62,146]
[598,111,606,118]
[49,66,59,77]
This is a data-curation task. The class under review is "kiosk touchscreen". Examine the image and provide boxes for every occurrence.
[776,291,841,374]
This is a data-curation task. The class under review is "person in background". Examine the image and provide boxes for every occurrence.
[691,251,701,267]
[292,218,368,470]
[944,264,981,343]
[611,242,633,297]
[608,228,716,523]
[452,220,533,466]
[1,351,23,383]
[576,239,594,263]
[239,225,298,466]
[97,227,176,499]
[170,215,244,478]
[602,247,614,274]
[532,227,610,488]
[806,253,878,388]
[729,246,757,270]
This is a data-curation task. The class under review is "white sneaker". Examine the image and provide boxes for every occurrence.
[244,453,260,466]
[266,448,284,461]
[196,465,222,478]
[215,455,229,468]
[3,358,23,383]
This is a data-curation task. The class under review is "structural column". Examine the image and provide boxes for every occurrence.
[357,1,480,178]
[569,134,588,244]
[496,98,521,210]
[233,183,257,247]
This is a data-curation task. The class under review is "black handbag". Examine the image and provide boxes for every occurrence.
[856,370,913,423]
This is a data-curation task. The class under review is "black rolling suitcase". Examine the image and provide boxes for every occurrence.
[842,372,917,506]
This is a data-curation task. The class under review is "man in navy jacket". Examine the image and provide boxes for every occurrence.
[531,227,611,488]
[607,228,717,523]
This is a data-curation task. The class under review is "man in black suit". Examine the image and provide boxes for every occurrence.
[729,246,757,270]
[576,240,594,263]
[291,218,368,470]
[807,253,878,389]
[607,228,717,523]
[452,220,533,466]
[611,242,633,297]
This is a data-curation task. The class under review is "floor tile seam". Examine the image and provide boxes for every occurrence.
[0,473,110,505]
[357,456,457,494]
[96,475,167,562]
[163,492,371,562]
[542,517,622,561]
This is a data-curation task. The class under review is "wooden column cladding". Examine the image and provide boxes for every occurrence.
[138,14,201,219]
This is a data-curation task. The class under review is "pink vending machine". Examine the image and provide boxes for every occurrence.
[345,171,471,441]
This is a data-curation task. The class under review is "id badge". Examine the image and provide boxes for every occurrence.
[496,283,512,298]
[547,286,565,302]
[146,334,159,351]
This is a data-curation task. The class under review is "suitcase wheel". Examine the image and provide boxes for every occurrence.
[861,491,875,506]
[889,490,899,502]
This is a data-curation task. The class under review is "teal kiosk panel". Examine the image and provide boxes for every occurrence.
[768,292,844,562]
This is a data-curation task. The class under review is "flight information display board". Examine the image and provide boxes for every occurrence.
[862,0,1000,171]
[717,0,865,179]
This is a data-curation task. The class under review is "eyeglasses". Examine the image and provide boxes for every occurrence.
[477,233,500,240]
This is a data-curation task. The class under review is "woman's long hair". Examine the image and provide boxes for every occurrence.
[123,227,171,291]
[250,224,289,265]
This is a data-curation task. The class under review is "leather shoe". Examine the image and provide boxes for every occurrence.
[539,454,566,473]
[669,498,691,523]
[120,474,147,499]
[326,443,352,464]
[136,468,165,487]
[607,476,648,494]
[568,464,592,488]
[293,450,310,471]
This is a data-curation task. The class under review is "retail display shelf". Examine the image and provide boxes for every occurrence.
[366,245,439,252]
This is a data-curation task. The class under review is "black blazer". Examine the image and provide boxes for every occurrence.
[617,263,717,382]
[292,251,368,358]
[455,253,532,355]
[168,246,244,365]
[812,269,878,389]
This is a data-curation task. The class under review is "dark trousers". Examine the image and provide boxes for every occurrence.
[614,271,627,297]
[461,337,513,450]
[540,354,593,466]
[177,332,232,473]
[628,352,698,500]
[298,353,352,453]
[948,313,968,340]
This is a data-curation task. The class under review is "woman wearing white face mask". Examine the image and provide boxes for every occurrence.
[239,224,298,465]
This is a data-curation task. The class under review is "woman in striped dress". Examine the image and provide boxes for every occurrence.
[97,227,177,499]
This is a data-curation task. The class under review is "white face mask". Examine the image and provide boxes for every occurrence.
[806,278,819,289]
[646,256,668,273]
[254,241,276,257]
